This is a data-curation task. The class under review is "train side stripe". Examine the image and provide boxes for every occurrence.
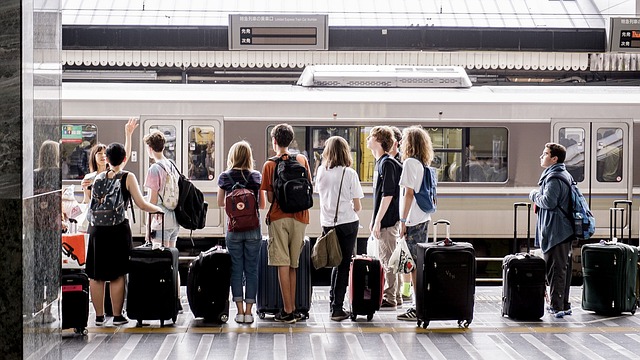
[520,334,564,360]
[193,334,214,360]
[112,334,142,360]
[233,333,250,360]
[416,335,446,360]
[344,333,367,360]
[71,334,106,360]
[590,334,636,359]
[380,333,407,360]
[152,334,179,360]
[555,334,605,360]
[274,334,287,360]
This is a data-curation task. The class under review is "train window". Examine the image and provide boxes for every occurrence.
[149,125,177,162]
[60,124,97,180]
[187,126,215,180]
[310,127,359,180]
[596,128,623,182]
[559,127,585,182]
[429,127,507,183]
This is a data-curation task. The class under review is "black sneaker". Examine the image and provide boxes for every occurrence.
[95,315,105,326]
[380,300,397,311]
[274,311,296,324]
[397,308,417,321]
[331,309,351,321]
[112,315,129,326]
[294,311,306,321]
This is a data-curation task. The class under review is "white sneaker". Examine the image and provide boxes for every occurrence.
[244,314,254,324]
[235,314,245,323]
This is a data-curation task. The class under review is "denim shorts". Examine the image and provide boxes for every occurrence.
[405,221,429,261]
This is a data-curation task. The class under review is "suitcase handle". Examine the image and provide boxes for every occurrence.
[513,202,532,254]
[146,211,165,246]
[613,200,632,244]
[433,219,452,245]
[609,207,625,243]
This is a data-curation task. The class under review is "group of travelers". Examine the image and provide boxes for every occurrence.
[79,117,573,327]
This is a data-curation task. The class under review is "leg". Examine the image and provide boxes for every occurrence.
[288,267,297,312]
[544,240,572,313]
[563,243,573,311]
[331,221,358,312]
[226,233,245,313]
[109,276,126,316]
[378,223,400,306]
[243,229,262,315]
[277,266,294,313]
[90,279,105,316]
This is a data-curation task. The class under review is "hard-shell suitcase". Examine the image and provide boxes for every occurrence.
[61,269,89,335]
[581,207,638,315]
[501,203,546,320]
[349,255,384,321]
[187,246,231,323]
[416,220,476,329]
[127,213,180,326]
[256,236,312,319]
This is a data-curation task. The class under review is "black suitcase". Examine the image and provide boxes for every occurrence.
[256,236,312,319]
[187,246,231,323]
[349,255,384,321]
[581,207,638,315]
[127,213,180,326]
[416,220,476,329]
[501,202,546,320]
[61,269,89,335]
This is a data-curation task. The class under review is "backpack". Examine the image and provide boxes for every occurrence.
[269,154,313,213]
[169,162,208,231]
[155,161,179,210]
[547,173,596,240]
[414,162,437,214]
[87,170,133,226]
[225,180,260,232]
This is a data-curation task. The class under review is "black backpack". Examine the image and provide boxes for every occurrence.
[269,154,313,213]
[169,161,208,232]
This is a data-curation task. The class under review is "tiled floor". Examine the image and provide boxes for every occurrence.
[51,285,640,359]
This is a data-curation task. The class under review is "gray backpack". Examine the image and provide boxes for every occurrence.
[87,170,132,226]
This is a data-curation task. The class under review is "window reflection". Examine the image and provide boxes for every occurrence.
[559,127,585,182]
[61,124,97,180]
[188,126,215,180]
[596,128,623,182]
[150,125,177,162]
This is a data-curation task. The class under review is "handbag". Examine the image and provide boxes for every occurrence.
[389,237,415,274]
[312,168,346,269]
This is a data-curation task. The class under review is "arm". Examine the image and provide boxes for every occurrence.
[400,187,414,237]
[352,198,362,213]
[126,173,162,213]
[121,117,139,168]
[81,181,91,204]
[217,187,225,208]
[529,178,562,210]
[372,195,393,239]
[259,191,266,209]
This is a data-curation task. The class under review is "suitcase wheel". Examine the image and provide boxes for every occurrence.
[160,320,165,327]
[258,312,266,320]
[74,327,88,336]
[417,320,429,329]
[172,316,177,324]
[219,314,228,323]
[350,313,356,321]
[136,320,144,327]
[457,320,470,328]
[366,313,374,321]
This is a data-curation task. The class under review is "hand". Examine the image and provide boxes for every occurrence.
[81,178,91,190]
[125,117,139,136]
[372,222,381,240]
[400,222,406,237]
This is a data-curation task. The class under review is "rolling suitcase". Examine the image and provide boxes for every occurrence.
[349,255,384,321]
[416,220,475,329]
[581,207,638,315]
[187,246,231,323]
[127,213,180,326]
[256,236,312,319]
[501,203,546,320]
[61,269,89,335]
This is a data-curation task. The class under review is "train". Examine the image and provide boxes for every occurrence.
[54,66,640,279]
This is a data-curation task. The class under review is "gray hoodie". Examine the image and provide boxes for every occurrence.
[529,163,574,253]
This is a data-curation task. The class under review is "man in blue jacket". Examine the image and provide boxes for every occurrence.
[529,142,574,318]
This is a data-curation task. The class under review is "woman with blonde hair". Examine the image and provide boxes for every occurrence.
[217,140,265,324]
[315,136,364,321]
[397,125,435,321]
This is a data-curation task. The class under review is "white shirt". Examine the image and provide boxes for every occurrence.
[315,165,364,227]
[399,157,431,226]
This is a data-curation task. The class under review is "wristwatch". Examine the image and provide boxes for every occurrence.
[400,218,407,223]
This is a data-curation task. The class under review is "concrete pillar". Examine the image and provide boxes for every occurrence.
[0,0,62,358]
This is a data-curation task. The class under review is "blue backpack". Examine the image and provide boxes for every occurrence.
[548,173,596,240]
[413,162,437,214]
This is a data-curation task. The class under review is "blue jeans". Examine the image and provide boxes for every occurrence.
[324,220,359,312]
[226,228,262,303]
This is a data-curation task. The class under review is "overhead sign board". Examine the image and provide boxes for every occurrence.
[229,14,328,51]
[610,17,640,52]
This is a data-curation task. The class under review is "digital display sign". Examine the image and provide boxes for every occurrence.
[229,14,328,50]
[610,18,640,52]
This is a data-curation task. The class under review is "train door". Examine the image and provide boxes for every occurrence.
[142,118,224,237]
[552,120,631,229]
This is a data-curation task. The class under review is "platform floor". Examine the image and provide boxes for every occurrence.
[53,286,640,360]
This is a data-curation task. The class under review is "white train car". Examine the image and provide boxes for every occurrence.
[59,79,640,264]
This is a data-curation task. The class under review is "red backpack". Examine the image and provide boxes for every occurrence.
[225,183,260,232]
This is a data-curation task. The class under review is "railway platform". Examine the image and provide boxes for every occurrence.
[54,285,640,360]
